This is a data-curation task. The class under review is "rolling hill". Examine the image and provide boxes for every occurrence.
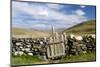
[12,20,96,38]
[12,27,51,38]
[63,20,96,34]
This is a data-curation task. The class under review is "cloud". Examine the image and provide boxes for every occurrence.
[47,3,64,10]
[12,1,88,30]
[75,9,85,16]
[12,2,49,17]
[32,24,51,30]
[80,5,86,8]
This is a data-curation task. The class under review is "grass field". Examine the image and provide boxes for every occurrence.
[12,52,96,66]
[12,27,51,38]
[12,55,44,66]
[60,52,96,63]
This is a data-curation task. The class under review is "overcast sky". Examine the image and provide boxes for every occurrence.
[12,1,96,30]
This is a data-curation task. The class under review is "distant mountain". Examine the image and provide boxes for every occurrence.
[63,20,96,34]
[56,28,66,32]
[12,27,51,38]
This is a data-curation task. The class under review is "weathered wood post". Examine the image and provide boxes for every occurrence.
[61,34,66,55]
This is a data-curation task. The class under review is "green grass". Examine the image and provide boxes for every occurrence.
[12,52,96,66]
[60,52,96,63]
[12,55,44,65]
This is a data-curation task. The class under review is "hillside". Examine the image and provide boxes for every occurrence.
[63,20,96,34]
[12,27,51,38]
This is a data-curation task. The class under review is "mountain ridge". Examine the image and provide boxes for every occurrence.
[63,20,96,34]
